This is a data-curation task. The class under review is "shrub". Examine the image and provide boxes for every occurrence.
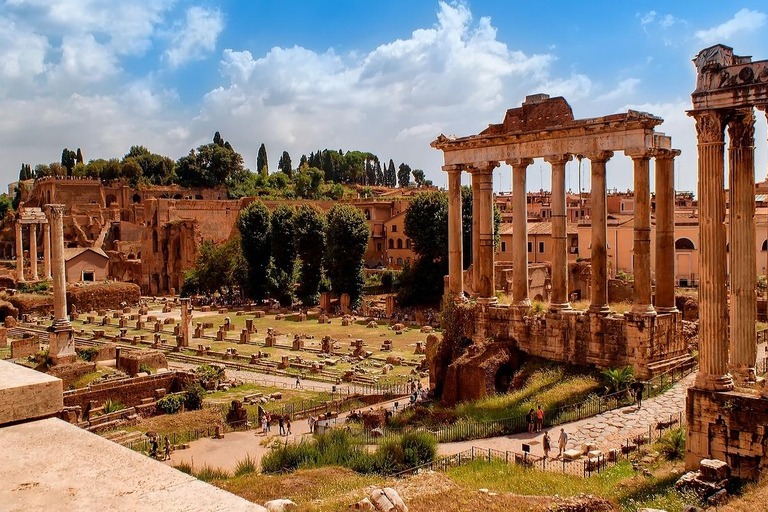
[157,394,183,414]
[196,363,224,386]
[375,438,405,474]
[261,440,321,474]
[194,465,231,482]
[183,382,206,411]
[103,398,125,414]
[173,462,193,475]
[77,346,100,362]
[400,431,437,468]
[139,364,154,374]
[601,366,635,394]
[234,455,258,477]
[658,427,686,461]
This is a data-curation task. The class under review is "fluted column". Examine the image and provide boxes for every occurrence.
[509,158,533,306]
[628,150,655,316]
[471,172,481,294]
[654,150,680,312]
[29,223,38,281]
[691,110,733,391]
[545,154,572,310]
[728,109,757,383]
[445,165,464,296]
[471,162,498,300]
[587,151,613,315]
[15,221,24,283]
[43,222,51,279]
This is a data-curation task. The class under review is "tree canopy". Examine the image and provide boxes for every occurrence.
[325,204,370,305]
[237,201,272,300]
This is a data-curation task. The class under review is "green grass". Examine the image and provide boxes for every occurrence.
[70,368,116,390]
[454,363,601,422]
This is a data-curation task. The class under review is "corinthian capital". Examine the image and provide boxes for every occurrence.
[45,204,65,220]
[727,109,755,149]
[692,110,726,144]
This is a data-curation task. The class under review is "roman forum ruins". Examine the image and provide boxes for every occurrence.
[432,94,687,404]
[686,44,768,478]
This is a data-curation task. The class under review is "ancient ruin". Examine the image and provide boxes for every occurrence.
[431,95,686,403]
[46,204,76,364]
[686,44,768,479]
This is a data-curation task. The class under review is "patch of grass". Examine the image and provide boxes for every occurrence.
[70,368,115,390]
[656,427,685,461]
[610,301,633,315]
[194,465,232,482]
[103,398,125,414]
[173,462,194,475]
[234,454,258,477]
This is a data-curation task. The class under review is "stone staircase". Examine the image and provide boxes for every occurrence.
[646,354,696,376]
[102,430,144,447]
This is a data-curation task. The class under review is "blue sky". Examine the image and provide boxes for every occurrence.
[2,0,768,194]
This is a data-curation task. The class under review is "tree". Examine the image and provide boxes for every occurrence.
[0,195,13,219]
[34,164,52,179]
[398,163,412,188]
[386,159,397,187]
[213,131,224,147]
[238,201,272,300]
[269,205,297,306]
[294,204,326,305]
[295,167,324,199]
[61,149,77,175]
[120,159,142,183]
[374,157,384,186]
[176,138,245,188]
[257,143,269,176]
[325,204,370,306]
[76,148,84,165]
[277,151,293,177]
[181,237,246,297]
[412,169,426,187]
[18,164,32,181]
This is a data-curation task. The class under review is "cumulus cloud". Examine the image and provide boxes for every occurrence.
[695,8,767,44]
[165,6,224,68]
[0,16,48,82]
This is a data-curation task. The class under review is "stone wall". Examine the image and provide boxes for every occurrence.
[11,337,40,358]
[116,349,168,376]
[62,371,192,410]
[48,361,98,389]
[686,388,768,479]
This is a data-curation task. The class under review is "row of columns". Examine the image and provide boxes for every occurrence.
[15,220,52,282]
[443,149,679,317]
[691,108,758,390]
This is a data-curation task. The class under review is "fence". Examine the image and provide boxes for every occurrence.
[390,411,687,479]
[350,359,696,445]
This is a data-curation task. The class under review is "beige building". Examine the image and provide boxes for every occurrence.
[497,222,579,264]
[64,247,109,283]
[383,211,413,270]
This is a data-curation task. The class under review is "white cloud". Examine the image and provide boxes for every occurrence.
[0,16,48,82]
[165,6,224,68]
[596,78,640,102]
[695,8,767,44]
[56,33,120,82]
[640,11,656,26]
[538,74,593,100]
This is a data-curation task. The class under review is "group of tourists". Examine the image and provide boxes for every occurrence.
[540,428,569,459]
[525,405,546,433]
[259,412,292,436]
[149,436,171,460]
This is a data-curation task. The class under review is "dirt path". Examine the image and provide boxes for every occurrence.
[438,373,694,459]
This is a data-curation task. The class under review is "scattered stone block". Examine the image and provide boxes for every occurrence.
[562,449,581,460]
[10,337,39,358]
[700,459,730,482]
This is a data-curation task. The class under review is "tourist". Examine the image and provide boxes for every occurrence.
[631,380,645,409]
[286,416,292,435]
[536,405,544,432]
[150,438,158,458]
[558,428,568,457]
[543,431,551,459]
[261,414,267,436]
[526,409,534,433]
[394,401,399,412]
[266,412,272,433]
[278,415,285,435]
[164,436,171,461]
[308,414,315,433]
[295,375,302,389]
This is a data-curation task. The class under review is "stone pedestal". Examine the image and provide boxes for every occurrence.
[48,320,75,365]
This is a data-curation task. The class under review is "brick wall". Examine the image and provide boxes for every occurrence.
[63,371,193,410]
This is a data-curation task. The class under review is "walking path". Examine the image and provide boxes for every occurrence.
[169,361,338,392]
[438,373,693,459]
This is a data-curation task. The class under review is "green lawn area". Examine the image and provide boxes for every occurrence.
[70,367,117,389]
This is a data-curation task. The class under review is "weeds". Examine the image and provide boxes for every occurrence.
[234,455,258,477]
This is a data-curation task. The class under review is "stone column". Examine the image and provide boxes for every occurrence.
[509,158,533,307]
[629,150,655,316]
[471,171,481,294]
[180,298,191,348]
[691,110,733,391]
[545,155,572,310]
[471,162,498,300]
[728,109,757,383]
[29,223,38,281]
[43,222,51,279]
[586,151,613,315]
[445,165,464,296]
[15,221,24,283]
[45,204,75,364]
[654,150,679,312]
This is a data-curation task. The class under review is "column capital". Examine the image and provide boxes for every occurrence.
[44,204,66,220]
[625,148,653,161]
[727,108,755,149]
[466,161,499,174]
[690,109,727,144]
[584,150,613,163]
[506,158,533,169]
[652,148,681,160]
[442,164,464,173]
[543,154,572,165]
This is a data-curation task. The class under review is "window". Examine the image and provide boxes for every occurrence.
[396,257,403,265]
[82,271,95,282]
[527,241,533,253]
[364,209,371,220]
[538,241,545,253]
[674,238,695,250]
[377,243,382,252]
[501,241,506,252]
[388,239,394,250]
[397,239,403,249]
[621,203,625,211]
[406,239,411,249]
[762,240,767,251]
[575,211,579,218]
[392,225,397,233]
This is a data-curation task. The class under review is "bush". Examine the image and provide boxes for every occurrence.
[103,398,125,414]
[183,382,206,411]
[261,440,321,474]
[77,346,100,362]
[601,366,635,394]
[196,363,224,386]
[400,431,437,468]
[658,427,686,460]
[139,364,154,374]
[157,394,183,415]
[234,455,258,477]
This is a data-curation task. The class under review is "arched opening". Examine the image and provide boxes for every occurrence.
[127,253,135,260]
[675,237,695,250]
[136,251,141,259]
[762,239,767,251]
[533,294,544,302]
[494,360,518,394]
[406,239,411,249]
[388,239,394,250]
[105,194,117,207]
[397,239,403,249]
[132,194,141,204]
[396,257,403,265]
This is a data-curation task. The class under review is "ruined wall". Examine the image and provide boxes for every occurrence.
[62,372,192,410]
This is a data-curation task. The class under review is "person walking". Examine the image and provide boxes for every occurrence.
[261,414,267,436]
[558,428,568,458]
[630,380,645,409]
[164,436,171,461]
[526,409,535,433]
[543,431,551,459]
[278,415,285,435]
[295,375,302,389]
[286,416,292,436]
[308,414,315,434]
[536,405,545,432]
